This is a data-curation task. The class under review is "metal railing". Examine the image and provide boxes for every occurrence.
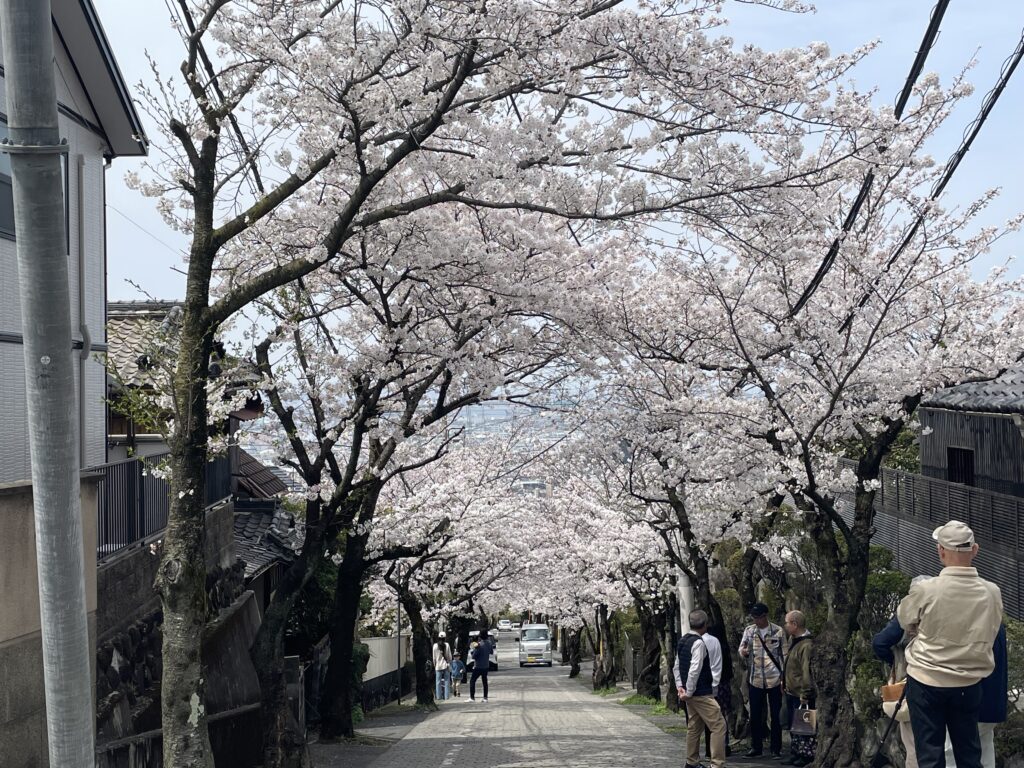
[95,451,232,561]
[836,458,1024,617]
[837,458,1024,553]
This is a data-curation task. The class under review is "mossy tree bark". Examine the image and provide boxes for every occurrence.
[592,604,618,690]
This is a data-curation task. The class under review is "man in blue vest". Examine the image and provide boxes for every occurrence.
[676,609,728,768]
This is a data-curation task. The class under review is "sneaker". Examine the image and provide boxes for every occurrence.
[769,753,783,761]
[482,697,488,702]
[744,750,763,759]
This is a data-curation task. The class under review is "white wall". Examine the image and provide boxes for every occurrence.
[363,636,412,681]
[0,46,110,483]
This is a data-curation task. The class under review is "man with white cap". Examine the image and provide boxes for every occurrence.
[896,520,1002,768]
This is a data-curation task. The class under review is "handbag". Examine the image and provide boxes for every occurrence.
[880,675,910,723]
[870,680,909,768]
[791,704,817,736]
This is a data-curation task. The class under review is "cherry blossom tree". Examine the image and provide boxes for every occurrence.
[132,1,901,762]
[601,71,1024,764]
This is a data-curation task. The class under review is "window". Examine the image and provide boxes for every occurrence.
[947,447,975,486]
[0,123,13,239]
[0,120,70,249]
[522,628,549,642]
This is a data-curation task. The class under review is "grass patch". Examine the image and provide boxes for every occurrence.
[649,702,679,716]
[591,686,619,696]
[620,694,659,706]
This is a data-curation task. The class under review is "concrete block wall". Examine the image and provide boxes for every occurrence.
[0,477,99,768]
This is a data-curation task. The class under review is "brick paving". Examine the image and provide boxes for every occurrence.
[349,663,683,768]
[311,641,785,768]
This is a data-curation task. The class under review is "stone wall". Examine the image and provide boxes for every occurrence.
[95,591,264,768]
[0,476,100,768]
[97,500,236,642]
[95,560,245,746]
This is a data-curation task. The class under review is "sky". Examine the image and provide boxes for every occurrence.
[94,0,1024,302]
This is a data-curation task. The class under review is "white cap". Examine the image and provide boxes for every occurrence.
[932,520,975,551]
[438,631,446,638]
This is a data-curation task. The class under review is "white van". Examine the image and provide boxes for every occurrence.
[518,624,553,667]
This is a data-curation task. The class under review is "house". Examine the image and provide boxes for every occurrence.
[917,365,1024,498]
[0,1,146,485]
[842,366,1024,618]
[0,1,146,764]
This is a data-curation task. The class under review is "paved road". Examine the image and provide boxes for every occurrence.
[355,637,683,768]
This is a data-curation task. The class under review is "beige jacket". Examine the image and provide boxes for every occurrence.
[896,566,1002,687]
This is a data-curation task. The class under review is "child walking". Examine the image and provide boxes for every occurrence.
[450,653,466,697]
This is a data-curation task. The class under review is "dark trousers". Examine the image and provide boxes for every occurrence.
[749,684,783,754]
[906,676,983,768]
[470,669,489,699]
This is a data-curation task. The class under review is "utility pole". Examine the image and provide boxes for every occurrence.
[0,1,94,766]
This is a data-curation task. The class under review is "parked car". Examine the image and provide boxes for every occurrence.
[468,630,499,671]
[518,624,553,667]
[497,619,513,631]
[511,622,521,630]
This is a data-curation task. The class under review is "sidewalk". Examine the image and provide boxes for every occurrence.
[310,662,684,768]
[569,661,785,768]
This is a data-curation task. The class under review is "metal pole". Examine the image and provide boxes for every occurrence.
[396,565,403,705]
[0,1,93,765]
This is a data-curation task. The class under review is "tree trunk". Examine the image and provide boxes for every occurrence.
[659,588,681,712]
[401,592,435,708]
[251,522,323,768]
[566,628,582,678]
[805,496,872,768]
[592,604,618,690]
[318,531,367,740]
[158,321,215,767]
[634,598,662,701]
[449,612,474,663]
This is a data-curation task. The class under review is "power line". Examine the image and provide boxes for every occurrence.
[787,0,952,319]
[838,27,1024,332]
[107,203,186,258]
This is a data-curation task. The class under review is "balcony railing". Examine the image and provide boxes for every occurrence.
[95,452,232,562]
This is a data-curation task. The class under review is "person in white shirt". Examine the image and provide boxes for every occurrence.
[674,610,727,768]
[701,631,730,758]
[432,631,452,701]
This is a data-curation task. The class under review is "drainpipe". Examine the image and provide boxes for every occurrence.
[0,0,95,765]
[77,154,88,466]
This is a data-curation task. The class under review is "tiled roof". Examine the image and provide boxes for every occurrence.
[233,500,304,580]
[237,448,288,498]
[922,365,1024,414]
[106,301,182,388]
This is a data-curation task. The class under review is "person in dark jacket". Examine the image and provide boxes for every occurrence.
[469,629,493,702]
[946,622,1007,768]
[782,611,815,767]
[873,615,918,768]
